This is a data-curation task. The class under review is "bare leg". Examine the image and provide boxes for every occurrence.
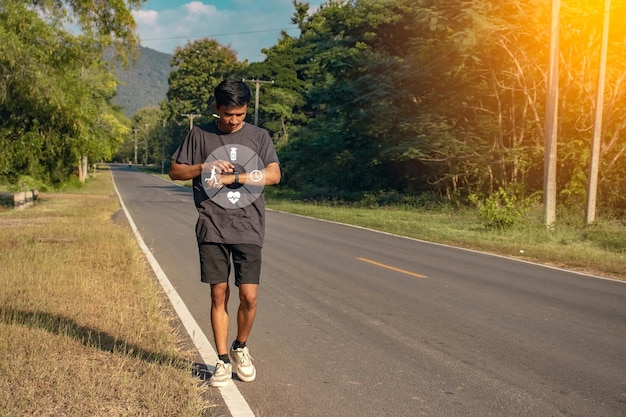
[211,282,230,355]
[236,283,258,343]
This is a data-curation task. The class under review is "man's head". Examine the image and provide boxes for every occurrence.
[214,79,251,108]
[213,79,251,133]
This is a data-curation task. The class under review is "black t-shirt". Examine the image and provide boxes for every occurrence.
[172,121,280,246]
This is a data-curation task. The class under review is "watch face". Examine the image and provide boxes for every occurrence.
[200,144,265,208]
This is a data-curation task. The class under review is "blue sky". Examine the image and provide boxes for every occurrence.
[133,0,324,62]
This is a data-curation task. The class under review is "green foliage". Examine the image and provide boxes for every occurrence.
[470,188,540,230]
[139,0,626,220]
[0,0,143,187]
[120,106,167,165]
[3,176,48,193]
[242,0,625,219]
[2,0,625,220]
[165,38,245,119]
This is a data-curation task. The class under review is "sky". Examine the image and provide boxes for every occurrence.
[133,0,324,62]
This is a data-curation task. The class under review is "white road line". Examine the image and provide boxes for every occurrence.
[112,172,255,417]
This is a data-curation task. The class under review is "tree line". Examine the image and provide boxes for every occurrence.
[2,0,625,220]
[0,0,141,185]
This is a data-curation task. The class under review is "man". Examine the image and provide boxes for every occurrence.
[169,79,281,387]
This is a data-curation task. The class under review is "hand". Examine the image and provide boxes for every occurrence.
[202,160,234,188]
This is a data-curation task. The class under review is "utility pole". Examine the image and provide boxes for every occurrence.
[543,0,560,229]
[181,113,201,130]
[242,79,274,125]
[585,0,611,225]
[132,128,139,164]
[161,120,166,174]
[144,124,150,166]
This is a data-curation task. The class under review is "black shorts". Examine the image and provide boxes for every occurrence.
[198,243,262,286]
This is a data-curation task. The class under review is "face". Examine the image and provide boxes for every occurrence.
[214,104,248,133]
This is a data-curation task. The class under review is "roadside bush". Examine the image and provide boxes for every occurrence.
[7,175,48,192]
[470,188,539,230]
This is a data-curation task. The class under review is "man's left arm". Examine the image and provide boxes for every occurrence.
[221,162,281,186]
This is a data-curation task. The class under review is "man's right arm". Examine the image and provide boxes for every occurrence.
[168,161,202,181]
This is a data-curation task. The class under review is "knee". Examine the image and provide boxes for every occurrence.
[239,288,258,309]
[211,284,229,306]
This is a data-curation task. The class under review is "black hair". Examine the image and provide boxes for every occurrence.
[214,79,251,108]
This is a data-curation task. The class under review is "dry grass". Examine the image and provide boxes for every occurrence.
[0,171,208,417]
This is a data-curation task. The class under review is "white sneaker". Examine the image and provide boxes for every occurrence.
[208,360,232,387]
[229,346,256,382]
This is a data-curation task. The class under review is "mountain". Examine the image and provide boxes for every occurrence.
[111,46,172,117]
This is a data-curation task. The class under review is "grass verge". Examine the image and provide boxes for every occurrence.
[0,168,208,417]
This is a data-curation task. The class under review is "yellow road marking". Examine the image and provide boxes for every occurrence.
[357,258,428,279]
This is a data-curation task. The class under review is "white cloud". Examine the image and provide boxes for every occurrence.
[133,1,323,62]
[133,9,159,25]
[185,2,218,17]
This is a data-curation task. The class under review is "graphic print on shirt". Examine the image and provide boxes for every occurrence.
[201,144,265,209]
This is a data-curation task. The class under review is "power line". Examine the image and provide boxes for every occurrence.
[141,27,299,42]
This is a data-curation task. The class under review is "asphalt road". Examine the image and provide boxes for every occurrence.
[111,165,626,417]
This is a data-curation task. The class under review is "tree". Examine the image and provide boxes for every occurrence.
[0,0,143,186]
[126,106,164,166]
[165,38,245,124]
[557,0,626,215]
[275,0,423,197]
[245,0,626,217]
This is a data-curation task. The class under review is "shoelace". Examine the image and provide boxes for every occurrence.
[214,361,227,374]
[234,349,253,366]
